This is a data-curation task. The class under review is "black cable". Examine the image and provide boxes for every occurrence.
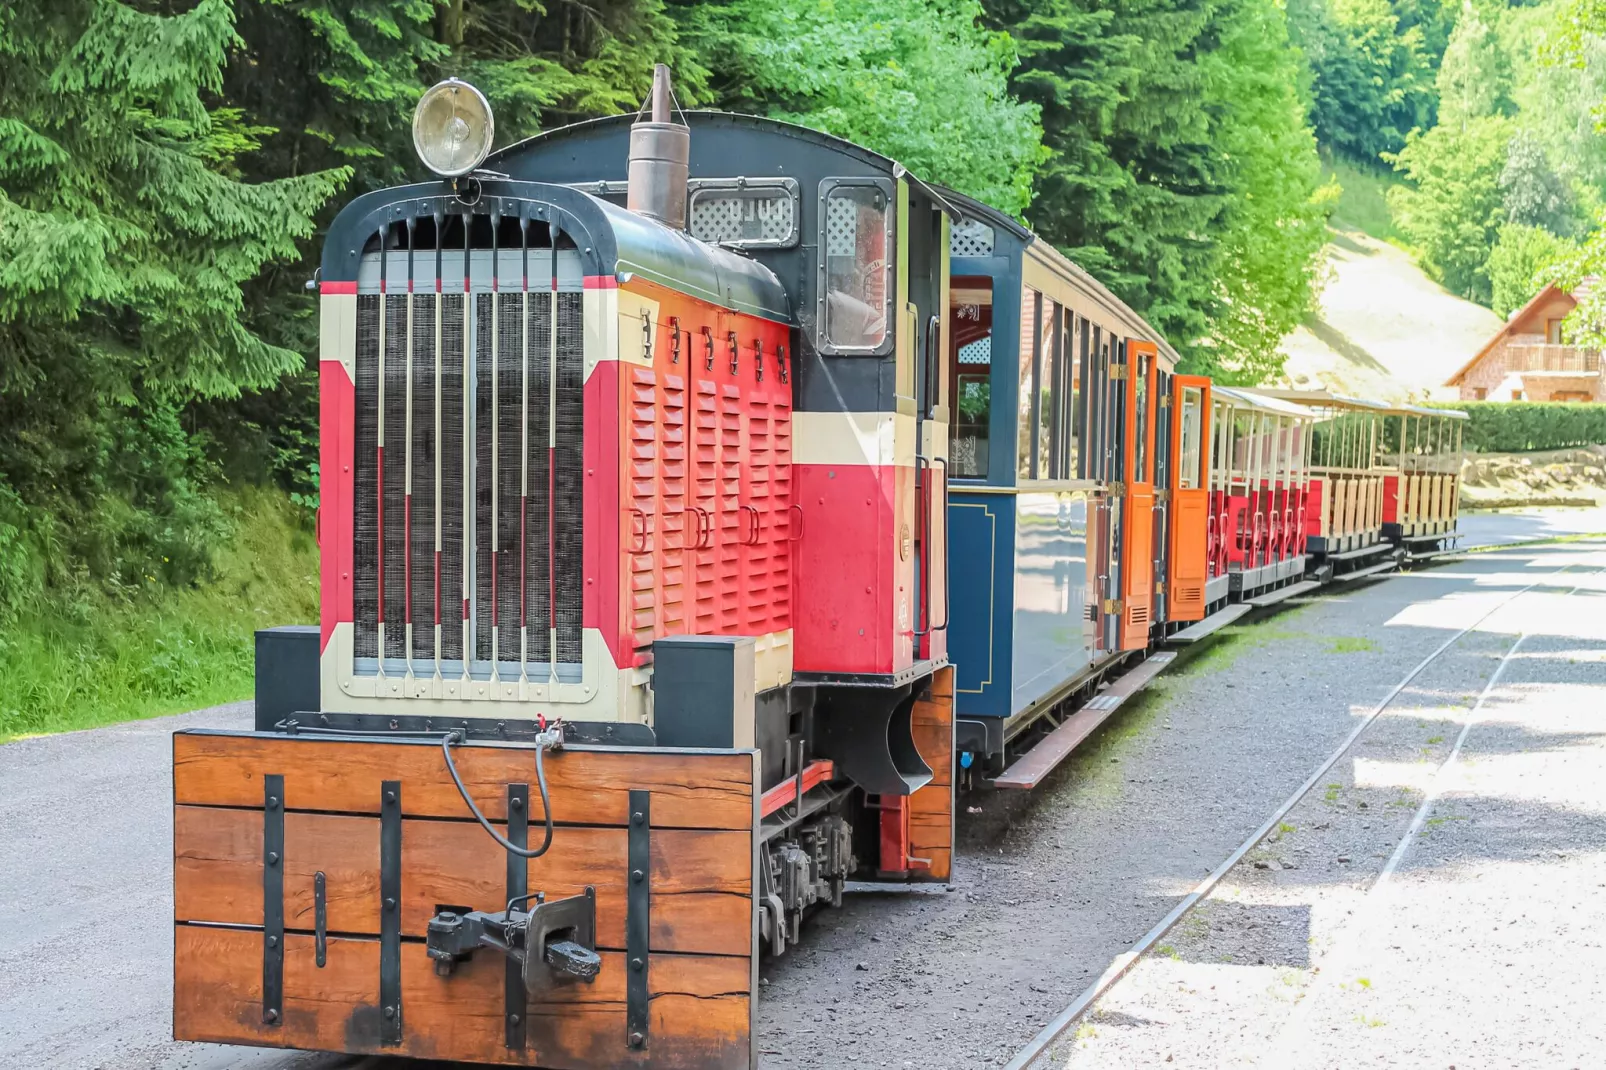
[441,730,555,859]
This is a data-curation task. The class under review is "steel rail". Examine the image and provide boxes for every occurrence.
[1002,554,1598,1070]
[1251,565,1602,1066]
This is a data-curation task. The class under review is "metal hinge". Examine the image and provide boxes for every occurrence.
[1103,598,1123,615]
[1155,581,1166,595]
[1156,488,1171,503]
[1106,481,1126,497]
[1108,365,1128,380]
[1159,394,1172,408]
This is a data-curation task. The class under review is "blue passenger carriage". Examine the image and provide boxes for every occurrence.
[940,194,1191,779]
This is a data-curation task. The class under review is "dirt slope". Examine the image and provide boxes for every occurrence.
[1279,228,1503,402]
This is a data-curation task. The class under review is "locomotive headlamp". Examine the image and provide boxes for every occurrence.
[413,79,495,177]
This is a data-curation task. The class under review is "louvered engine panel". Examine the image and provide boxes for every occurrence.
[618,298,791,670]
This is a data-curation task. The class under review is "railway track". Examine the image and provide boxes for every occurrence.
[1002,549,1606,1070]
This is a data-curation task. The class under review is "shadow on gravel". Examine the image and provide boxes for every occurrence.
[1157,899,1313,968]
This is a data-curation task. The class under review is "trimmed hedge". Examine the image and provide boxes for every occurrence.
[1427,401,1606,453]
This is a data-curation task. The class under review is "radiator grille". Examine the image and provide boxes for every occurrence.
[350,216,586,683]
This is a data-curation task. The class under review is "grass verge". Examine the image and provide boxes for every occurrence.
[1322,152,1400,244]
[0,485,317,741]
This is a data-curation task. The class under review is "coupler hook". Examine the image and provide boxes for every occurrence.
[426,887,601,991]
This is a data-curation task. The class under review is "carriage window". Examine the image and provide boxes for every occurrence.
[822,184,889,350]
[1017,290,1040,480]
[1179,387,1203,489]
[1134,351,1149,483]
[1061,314,1079,478]
[1016,289,1077,480]
[949,279,993,479]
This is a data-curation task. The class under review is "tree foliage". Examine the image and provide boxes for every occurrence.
[1289,0,1435,160]
[680,0,1044,218]
[983,0,1328,373]
[1387,115,1513,302]
[1,0,1340,620]
[0,0,344,618]
[1203,0,1337,381]
[1484,222,1577,317]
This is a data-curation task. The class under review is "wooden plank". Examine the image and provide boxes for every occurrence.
[173,925,749,1069]
[173,732,754,829]
[992,654,1175,790]
[905,666,954,881]
[1165,602,1251,645]
[1245,578,1323,608]
[173,807,751,957]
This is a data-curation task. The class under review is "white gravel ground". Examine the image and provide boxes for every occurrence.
[4,543,1603,1070]
[1050,545,1606,1070]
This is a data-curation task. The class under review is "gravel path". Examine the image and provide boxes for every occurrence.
[1458,507,1606,550]
[1049,543,1606,1069]
[1,543,1598,1069]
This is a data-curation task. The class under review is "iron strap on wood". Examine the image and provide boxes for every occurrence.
[262,774,285,1026]
[313,871,328,968]
[380,780,403,1046]
[505,782,530,1051]
[626,789,651,1050]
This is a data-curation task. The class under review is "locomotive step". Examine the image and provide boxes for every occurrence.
[992,653,1177,790]
[1244,578,1323,608]
[1334,558,1400,582]
[1328,542,1394,561]
[1165,603,1252,645]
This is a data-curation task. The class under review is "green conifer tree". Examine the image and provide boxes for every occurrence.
[0,0,346,611]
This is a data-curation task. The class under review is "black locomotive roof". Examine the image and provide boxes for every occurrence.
[488,110,960,213]
[320,177,793,323]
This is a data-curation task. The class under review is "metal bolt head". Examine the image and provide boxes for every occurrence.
[631,869,644,884]
[267,852,280,866]
[508,1013,521,1026]
[384,897,397,912]
[267,795,280,810]
[267,935,279,948]
[264,1008,279,1023]
[632,811,645,826]
[631,957,644,972]
[385,789,397,804]
[510,796,524,810]
[629,1030,645,1048]
[383,1005,396,1019]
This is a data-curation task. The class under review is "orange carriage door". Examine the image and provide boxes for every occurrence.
[1167,376,1211,622]
[1120,342,1159,649]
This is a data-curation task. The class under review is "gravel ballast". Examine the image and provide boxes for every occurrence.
[1,545,1599,1070]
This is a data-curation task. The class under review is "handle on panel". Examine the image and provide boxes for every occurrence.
[628,508,648,553]
[740,505,761,546]
[787,504,804,542]
[914,455,931,639]
[932,456,950,632]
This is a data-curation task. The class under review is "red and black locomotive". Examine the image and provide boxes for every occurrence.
[169,68,1467,1068]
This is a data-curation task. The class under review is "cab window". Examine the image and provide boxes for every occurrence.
[821,183,890,351]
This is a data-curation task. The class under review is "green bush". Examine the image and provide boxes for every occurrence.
[1428,401,1606,452]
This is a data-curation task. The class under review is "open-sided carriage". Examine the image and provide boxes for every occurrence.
[1255,390,1468,573]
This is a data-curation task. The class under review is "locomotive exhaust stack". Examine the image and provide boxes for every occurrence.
[626,64,689,229]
